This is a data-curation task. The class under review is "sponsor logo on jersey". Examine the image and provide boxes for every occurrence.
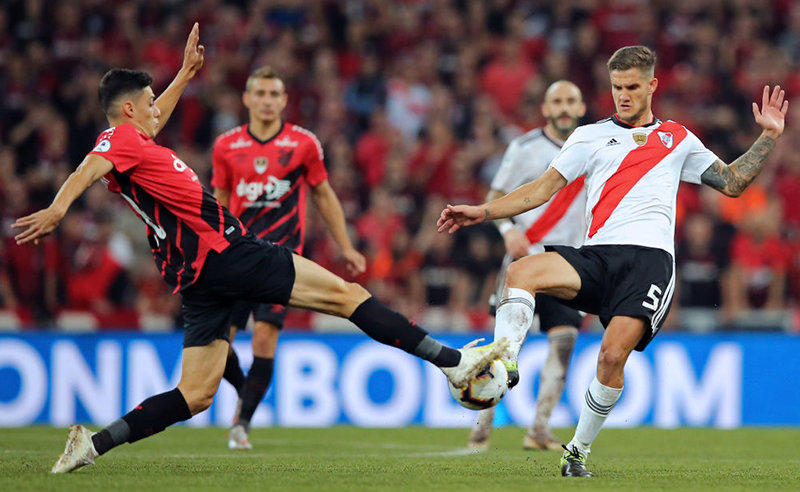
[632,132,647,146]
[274,136,299,147]
[254,156,268,175]
[230,137,253,149]
[657,131,673,149]
[93,139,111,152]
[236,176,291,203]
[606,138,620,147]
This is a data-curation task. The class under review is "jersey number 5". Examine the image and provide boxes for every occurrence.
[642,284,662,311]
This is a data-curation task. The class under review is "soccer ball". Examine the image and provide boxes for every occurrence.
[448,359,509,410]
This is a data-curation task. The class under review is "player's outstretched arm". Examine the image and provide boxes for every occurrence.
[12,154,114,245]
[154,22,205,135]
[486,188,531,259]
[310,180,367,275]
[701,85,788,197]
[438,167,567,234]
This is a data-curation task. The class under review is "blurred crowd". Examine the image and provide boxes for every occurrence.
[2,0,800,332]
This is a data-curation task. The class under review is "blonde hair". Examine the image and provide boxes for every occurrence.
[245,66,284,92]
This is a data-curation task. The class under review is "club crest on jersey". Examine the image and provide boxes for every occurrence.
[632,132,647,146]
[657,131,673,149]
[254,156,268,175]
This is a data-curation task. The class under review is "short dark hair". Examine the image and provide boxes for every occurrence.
[607,46,656,77]
[98,69,153,115]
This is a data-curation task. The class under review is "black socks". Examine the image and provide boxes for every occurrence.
[91,388,192,455]
[223,350,246,395]
[236,356,274,429]
[349,297,461,367]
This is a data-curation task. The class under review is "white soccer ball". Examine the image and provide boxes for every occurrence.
[448,359,509,410]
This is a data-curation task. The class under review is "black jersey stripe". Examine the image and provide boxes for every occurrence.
[256,213,300,245]
[199,188,222,233]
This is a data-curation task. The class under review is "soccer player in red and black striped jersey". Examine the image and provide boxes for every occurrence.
[211,66,366,450]
[14,24,508,474]
[439,46,788,477]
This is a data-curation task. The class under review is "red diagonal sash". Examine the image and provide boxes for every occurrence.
[588,122,687,237]
[525,175,585,244]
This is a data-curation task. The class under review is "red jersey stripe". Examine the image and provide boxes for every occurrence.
[525,175,585,244]
[588,122,687,238]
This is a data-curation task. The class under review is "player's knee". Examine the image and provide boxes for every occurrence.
[252,325,278,356]
[184,388,216,415]
[505,260,537,292]
[330,280,370,315]
[597,346,627,370]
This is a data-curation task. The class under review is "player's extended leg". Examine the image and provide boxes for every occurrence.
[561,315,645,477]
[496,252,581,383]
[287,254,508,388]
[229,320,279,450]
[525,325,577,451]
[52,339,229,473]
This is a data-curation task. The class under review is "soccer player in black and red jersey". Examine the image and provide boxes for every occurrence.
[12,24,507,474]
[212,66,366,450]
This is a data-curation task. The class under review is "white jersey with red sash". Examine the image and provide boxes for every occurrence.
[491,128,586,254]
[549,115,718,255]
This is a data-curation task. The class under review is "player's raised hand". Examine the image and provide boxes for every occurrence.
[182,22,205,78]
[342,248,367,276]
[437,204,486,234]
[753,85,788,138]
[11,207,64,245]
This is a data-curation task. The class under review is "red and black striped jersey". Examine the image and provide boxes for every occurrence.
[211,122,327,254]
[90,124,245,293]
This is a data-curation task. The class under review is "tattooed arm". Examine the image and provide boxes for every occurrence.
[701,85,788,197]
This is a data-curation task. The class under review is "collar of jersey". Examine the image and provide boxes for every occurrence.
[611,114,660,129]
[246,121,285,145]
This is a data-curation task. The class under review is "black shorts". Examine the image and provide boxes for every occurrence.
[492,254,583,332]
[228,300,288,330]
[180,235,295,347]
[546,244,674,351]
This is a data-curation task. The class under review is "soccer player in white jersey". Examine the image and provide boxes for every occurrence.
[468,81,587,452]
[438,46,787,477]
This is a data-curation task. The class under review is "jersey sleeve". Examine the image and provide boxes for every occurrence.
[89,126,141,173]
[679,128,719,184]
[302,132,328,187]
[548,127,589,183]
[490,139,521,193]
[210,138,231,190]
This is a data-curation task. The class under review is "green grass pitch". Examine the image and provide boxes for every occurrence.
[1,426,798,491]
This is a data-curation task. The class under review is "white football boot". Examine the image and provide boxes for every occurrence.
[228,424,252,450]
[441,337,509,389]
[51,425,99,473]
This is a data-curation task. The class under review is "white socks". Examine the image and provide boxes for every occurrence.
[568,377,623,454]
[494,288,535,360]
